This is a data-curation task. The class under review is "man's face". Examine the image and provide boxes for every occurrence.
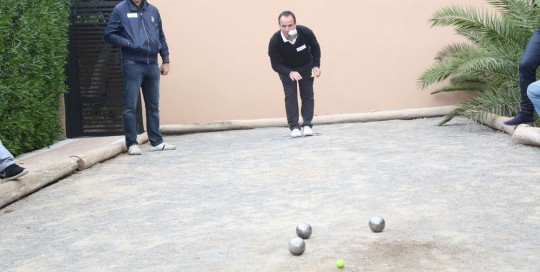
[133,0,142,6]
[279,15,296,38]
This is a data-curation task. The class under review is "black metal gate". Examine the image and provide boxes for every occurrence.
[65,0,143,137]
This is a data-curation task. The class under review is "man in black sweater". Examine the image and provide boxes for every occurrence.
[268,11,321,138]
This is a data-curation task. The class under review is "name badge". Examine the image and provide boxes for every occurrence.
[127,13,138,18]
[296,44,307,52]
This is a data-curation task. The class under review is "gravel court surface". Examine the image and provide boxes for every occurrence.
[0,117,539,271]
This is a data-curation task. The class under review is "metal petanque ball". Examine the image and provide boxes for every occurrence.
[296,222,312,239]
[288,237,306,256]
[369,216,385,233]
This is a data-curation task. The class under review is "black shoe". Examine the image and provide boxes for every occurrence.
[503,112,534,125]
[0,164,28,182]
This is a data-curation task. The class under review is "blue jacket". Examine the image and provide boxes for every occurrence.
[104,0,169,64]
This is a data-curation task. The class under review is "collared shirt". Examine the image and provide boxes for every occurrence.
[269,25,321,76]
[280,30,297,45]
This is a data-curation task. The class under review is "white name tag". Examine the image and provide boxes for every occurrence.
[127,13,138,18]
[296,44,307,52]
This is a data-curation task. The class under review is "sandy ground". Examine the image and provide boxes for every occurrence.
[0,117,539,271]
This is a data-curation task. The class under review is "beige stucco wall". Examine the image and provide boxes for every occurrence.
[152,0,487,124]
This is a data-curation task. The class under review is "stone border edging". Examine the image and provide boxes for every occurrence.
[0,158,79,208]
[160,106,457,134]
[7,105,512,209]
[480,113,540,146]
[0,133,149,208]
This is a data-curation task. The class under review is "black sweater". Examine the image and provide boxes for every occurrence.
[268,25,321,76]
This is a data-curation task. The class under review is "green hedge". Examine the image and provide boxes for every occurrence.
[0,0,71,156]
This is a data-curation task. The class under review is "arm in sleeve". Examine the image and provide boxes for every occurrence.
[103,9,129,47]
[157,11,170,63]
[268,36,292,76]
[304,27,321,68]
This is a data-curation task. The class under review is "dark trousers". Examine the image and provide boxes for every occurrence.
[279,70,315,130]
[518,27,540,115]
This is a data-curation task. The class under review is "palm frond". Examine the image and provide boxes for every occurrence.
[434,42,477,61]
[418,63,458,90]
[487,0,539,32]
[430,84,484,94]
[431,74,488,94]
[431,5,524,49]
[418,43,489,89]
[453,57,517,81]
[438,83,520,125]
[449,73,489,84]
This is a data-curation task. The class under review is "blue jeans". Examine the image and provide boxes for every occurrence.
[527,80,540,116]
[0,140,15,172]
[122,60,163,148]
[518,27,540,115]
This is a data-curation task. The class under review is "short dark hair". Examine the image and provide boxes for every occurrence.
[278,11,296,24]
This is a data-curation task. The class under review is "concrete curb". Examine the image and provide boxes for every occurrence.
[0,133,148,209]
[71,142,126,171]
[479,113,540,146]
[0,158,79,208]
[160,106,457,134]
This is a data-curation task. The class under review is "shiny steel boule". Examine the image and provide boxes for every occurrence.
[288,237,306,256]
[288,29,298,38]
[369,216,385,233]
[296,223,312,239]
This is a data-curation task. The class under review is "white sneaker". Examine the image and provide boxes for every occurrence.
[150,142,176,151]
[291,128,302,138]
[302,126,313,136]
[128,145,142,155]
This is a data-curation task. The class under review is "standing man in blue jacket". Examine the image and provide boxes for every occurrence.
[104,0,175,155]
[268,11,321,138]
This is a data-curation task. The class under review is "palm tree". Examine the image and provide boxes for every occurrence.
[418,0,540,125]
